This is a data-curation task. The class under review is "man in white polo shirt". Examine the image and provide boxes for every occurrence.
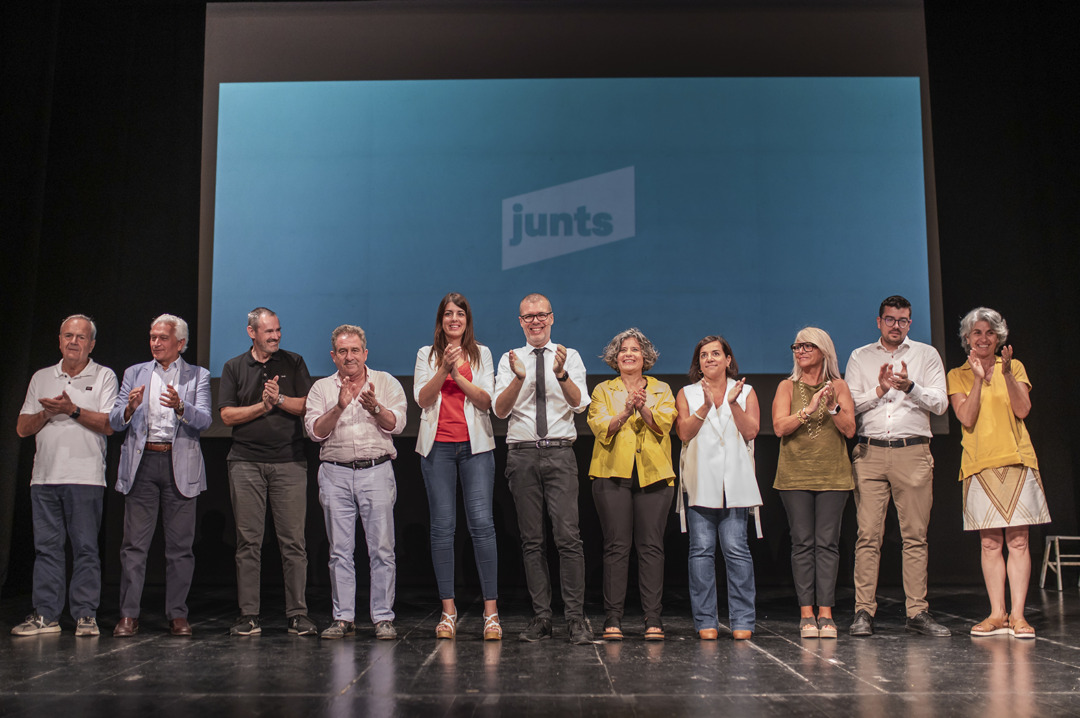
[13,315,118,637]
[845,295,950,637]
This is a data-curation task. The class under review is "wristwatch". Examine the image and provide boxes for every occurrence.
[372,404,382,415]
[70,406,81,420]
[276,394,286,406]
[903,381,915,394]
[557,372,570,382]
[829,403,841,415]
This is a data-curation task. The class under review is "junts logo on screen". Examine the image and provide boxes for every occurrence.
[501,166,636,270]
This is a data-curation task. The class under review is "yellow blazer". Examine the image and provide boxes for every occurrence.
[587,375,676,487]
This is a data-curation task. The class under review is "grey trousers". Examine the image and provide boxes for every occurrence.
[228,460,309,617]
[119,451,197,620]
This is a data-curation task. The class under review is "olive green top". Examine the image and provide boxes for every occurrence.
[773,380,853,491]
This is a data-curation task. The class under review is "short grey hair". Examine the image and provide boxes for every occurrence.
[788,326,842,382]
[601,327,659,371]
[151,313,189,352]
[959,307,1008,353]
[331,324,367,351]
[61,314,97,340]
[247,307,277,330]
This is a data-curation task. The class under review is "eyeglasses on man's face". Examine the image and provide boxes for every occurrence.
[791,343,818,354]
[881,316,911,328]
[519,312,552,324]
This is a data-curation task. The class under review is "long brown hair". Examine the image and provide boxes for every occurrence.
[688,335,739,382]
[431,292,482,368]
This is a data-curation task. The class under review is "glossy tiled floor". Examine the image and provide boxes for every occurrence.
[2,586,1079,717]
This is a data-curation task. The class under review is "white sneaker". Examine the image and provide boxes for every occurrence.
[75,617,100,637]
[11,614,61,636]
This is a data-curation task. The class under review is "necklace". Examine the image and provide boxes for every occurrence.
[797,381,828,440]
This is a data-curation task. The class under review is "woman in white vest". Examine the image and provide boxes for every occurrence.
[675,335,761,640]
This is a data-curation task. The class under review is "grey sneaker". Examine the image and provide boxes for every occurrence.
[75,617,100,637]
[374,620,397,640]
[288,615,318,636]
[320,620,355,639]
[11,614,60,637]
[229,615,262,636]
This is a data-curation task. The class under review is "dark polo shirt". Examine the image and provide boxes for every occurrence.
[218,349,314,462]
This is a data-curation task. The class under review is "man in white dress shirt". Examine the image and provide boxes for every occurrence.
[845,295,950,637]
[494,293,592,645]
[304,324,406,641]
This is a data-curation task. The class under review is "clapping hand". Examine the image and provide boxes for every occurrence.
[262,375,280,411]
[359,384,380,415]
[442,346,463,377]
[337,375,364,410]
[508,350,526,380]
[1001,345,1014,375]
[727,378,746,405]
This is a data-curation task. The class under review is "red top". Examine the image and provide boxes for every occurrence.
[435,361,471,443]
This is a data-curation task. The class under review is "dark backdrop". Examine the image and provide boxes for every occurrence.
[1,2,1077,607]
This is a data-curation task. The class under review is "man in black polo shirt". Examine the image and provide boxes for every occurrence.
[219,307,316,636]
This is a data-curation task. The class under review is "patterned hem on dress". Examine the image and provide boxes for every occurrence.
[962,465,1050,530]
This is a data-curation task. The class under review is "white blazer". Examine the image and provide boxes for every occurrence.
[414,344,496,457]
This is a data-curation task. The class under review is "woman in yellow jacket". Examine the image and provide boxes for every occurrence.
[587,328,676,641]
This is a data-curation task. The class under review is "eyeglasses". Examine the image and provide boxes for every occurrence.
[881,316,911,328]
[519,312,552,323]
[790,343,818,354]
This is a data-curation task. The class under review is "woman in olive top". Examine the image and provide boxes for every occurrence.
[587,328,677,641]
[772,327,856,639]
[947,307,1048,639]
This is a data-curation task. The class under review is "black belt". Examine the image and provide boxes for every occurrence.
[325,455,392,470]
[858,436,930,449]
[507,439,574,450]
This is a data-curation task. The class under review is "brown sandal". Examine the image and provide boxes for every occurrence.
[1009,617,1036,639]
[970,615,1010,637]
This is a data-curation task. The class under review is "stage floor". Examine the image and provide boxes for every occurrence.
[2,585,1079,717]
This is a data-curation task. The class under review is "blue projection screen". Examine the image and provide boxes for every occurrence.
[210,76,929,377]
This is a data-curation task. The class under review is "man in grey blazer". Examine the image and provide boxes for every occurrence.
[109,314,211,637]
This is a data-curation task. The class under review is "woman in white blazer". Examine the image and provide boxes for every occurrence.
[675,335,761,641]
[414,292,500,640]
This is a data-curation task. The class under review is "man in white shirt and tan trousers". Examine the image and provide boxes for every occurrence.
[845,295,951,637]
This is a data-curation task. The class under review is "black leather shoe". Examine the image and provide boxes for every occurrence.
[518,616,552,642]
[567,618,593,645]
[850,610,874,636]
[906,611,951,637]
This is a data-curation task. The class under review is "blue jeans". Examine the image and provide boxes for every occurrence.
[318,461,397,624]
[420,442,497,601]
[687,506,756,632]
[31,485,104,622]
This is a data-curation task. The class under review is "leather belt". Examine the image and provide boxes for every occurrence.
[145,442,172,452]
[858,436,930,449]
[326,455,392,470]
[507,439,574,450]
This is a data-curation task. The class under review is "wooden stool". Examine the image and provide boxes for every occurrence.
[1040,536,1080,590]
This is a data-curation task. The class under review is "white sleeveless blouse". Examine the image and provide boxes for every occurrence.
[677,379,762,529]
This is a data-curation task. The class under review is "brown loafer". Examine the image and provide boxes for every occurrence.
[732,630,753,641]
[113,617,139,637]
[169,618,192,637]
[698,628,718,640]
